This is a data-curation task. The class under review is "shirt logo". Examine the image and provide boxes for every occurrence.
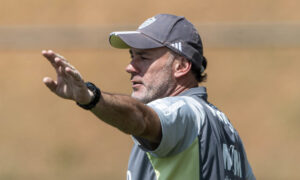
[223,144,242,178]
[138,17,156,29]
[151,100,185,116]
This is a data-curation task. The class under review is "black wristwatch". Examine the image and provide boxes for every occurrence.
[76,82,101,110]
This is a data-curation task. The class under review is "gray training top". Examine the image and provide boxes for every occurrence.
[127,87,255,180]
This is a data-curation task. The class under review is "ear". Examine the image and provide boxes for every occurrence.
[173,57,192,78]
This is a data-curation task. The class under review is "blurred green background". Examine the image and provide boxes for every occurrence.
[0,0,300,179]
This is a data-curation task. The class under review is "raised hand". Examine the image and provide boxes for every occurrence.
[42,50,93,105]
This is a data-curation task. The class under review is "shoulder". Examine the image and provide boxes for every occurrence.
[147,95,206,136]
[146,96,206,157]
[147,95,205,116]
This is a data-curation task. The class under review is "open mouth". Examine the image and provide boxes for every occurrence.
[132,82,142,85]
[131,81,143,89]
[130,76,143,88]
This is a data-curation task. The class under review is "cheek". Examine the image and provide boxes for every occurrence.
[141,75,153,87]
[143,71,166,87]
[141,61,173,86]
[137,61,153,75]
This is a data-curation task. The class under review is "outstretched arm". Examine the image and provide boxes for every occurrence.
[42,50,162,146]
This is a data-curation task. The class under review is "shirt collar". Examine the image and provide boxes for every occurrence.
[178,86,208,100]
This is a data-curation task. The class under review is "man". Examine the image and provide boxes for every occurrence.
[42,14,255,180]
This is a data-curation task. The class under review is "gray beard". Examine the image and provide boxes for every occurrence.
[132,78,175,104]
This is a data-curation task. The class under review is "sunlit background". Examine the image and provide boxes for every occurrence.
[0,0,299,179]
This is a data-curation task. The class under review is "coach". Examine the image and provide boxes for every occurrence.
[42,14,255,180]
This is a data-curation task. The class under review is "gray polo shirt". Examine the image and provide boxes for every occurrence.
[127,87,255,180]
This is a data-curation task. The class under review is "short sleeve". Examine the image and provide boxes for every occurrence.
[133,96,206,157]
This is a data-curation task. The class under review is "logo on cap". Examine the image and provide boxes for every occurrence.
[138,17,156,30]
[170,42,182,52]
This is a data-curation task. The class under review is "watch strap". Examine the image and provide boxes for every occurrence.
[76,82,101,110]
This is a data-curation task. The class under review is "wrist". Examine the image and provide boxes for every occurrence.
[76,82,101,110]
[85,89,95,104]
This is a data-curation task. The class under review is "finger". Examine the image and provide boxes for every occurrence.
[43,77,58,92]
[58,65,65,74]
[42,50,56,61]
[42,49,63,58]
[65,67,83,82]
[55,57,79,79]
[42,50,70,68]
[42,50,59,68]
[55,60,69,78]
[55,53,66,60]
[55,55,77,69]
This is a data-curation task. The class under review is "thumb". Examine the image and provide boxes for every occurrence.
[43,77,57,92]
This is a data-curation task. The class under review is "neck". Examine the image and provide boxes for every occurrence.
[169,77,198,97]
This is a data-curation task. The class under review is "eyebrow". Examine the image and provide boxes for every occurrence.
[129,49,149,56]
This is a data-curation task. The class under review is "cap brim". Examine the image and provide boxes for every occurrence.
[109,31,163,49]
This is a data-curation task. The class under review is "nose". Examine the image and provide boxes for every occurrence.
[125,61,138,74]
